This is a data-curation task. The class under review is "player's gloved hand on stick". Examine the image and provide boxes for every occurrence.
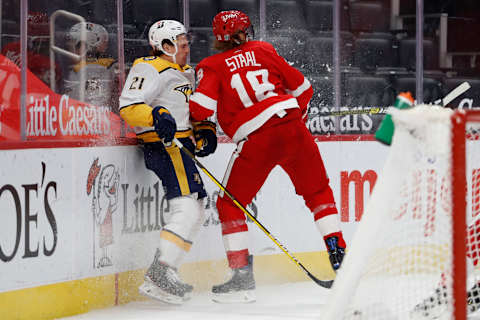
[193,120,217,157]
[152,106,177,143]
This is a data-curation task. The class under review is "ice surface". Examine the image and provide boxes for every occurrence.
[60,282,330,320]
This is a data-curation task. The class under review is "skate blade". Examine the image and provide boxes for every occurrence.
[212,290,256,304]
[183,290,193,300]
[138,281,187,305]
[410,305,449,320]
[469,308,480,320]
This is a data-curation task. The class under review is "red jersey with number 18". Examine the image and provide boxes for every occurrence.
[189,40,313,142]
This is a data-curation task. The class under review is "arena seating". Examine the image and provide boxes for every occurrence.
[353,32,398,71]
[349,0,389,33]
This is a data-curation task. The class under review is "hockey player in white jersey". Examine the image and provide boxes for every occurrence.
[118,19,217,304]
[64,22,118,111]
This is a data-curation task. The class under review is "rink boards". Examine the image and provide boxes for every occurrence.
[0,139,388,319]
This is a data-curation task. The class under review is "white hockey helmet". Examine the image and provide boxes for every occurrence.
[67,22,109,54]
[148,20,187,57]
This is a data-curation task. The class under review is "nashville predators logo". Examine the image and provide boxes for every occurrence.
[193,173,202,185]
[174,84,193,102]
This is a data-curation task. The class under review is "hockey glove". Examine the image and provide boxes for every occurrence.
[193,120,217,157]
[152,106,177,143]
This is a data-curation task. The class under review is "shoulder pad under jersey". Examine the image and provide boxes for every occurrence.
[132,56,174,73]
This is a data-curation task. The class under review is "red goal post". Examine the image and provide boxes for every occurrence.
[452,109,480,320]
[324,108,480,320]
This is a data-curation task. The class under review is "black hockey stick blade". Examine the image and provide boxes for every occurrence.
[312,276,334,288]
[302,262,334,288]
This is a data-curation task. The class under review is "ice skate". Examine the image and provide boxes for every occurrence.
[139,249,193,304]
[212,255,256,303]
[469,282,480,315]
[325,235,345,271]
[410,282,480,319]
[410,286,449,319]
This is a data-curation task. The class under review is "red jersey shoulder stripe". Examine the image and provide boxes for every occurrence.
[190,91,217,111]
[287,78,312,98]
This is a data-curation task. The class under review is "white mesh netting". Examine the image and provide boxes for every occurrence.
[324,106,480,320]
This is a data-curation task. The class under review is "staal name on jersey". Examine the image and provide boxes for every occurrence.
[225,50,261,72]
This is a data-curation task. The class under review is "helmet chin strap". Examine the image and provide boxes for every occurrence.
[160,43,178,64]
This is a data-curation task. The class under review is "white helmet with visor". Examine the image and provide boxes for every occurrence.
[148,20,188,58]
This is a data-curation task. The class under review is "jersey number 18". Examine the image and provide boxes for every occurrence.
[230,69,277,108]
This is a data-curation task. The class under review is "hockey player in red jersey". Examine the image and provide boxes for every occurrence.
[189,10,347,303]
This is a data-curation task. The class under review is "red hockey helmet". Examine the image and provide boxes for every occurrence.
[212,10,252,42]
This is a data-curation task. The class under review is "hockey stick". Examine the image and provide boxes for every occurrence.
[434,81,471,107]
[307,107,387,118]
[173,137,334,289]
[307,81,471,118]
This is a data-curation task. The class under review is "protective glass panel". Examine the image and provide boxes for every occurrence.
[1,0,133,142]
[0,0,20,141]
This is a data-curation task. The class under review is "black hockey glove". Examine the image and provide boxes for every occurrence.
[193,120,217,157]
[152,106,177,143]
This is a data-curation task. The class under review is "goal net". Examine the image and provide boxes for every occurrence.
[324,106,480,320]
